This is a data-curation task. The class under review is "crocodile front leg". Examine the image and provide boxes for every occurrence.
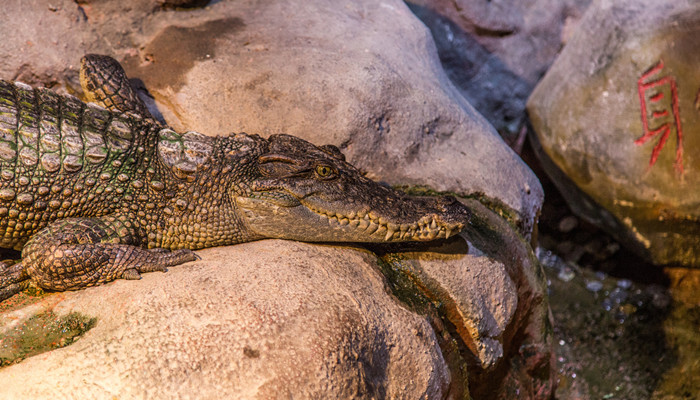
[21,216,199,291]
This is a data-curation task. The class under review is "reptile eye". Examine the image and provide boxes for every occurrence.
[315,164,335,178]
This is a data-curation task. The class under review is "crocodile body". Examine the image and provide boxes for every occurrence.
[0,55,470,301]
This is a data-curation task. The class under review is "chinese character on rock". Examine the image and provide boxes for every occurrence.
[635,59,684,174]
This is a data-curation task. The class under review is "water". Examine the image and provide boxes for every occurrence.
[543,252,699,399]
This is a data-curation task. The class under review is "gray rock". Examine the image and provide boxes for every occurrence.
[406,0,592,145]
[0,241,449,399]
[387,237,518,370]
[0,0,542,238]
[528,0,700,267]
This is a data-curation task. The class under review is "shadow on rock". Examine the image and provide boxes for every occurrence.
[407,3,534,146]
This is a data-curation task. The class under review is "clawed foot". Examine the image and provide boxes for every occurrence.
[127,248,200,278]
[169,249,201,263]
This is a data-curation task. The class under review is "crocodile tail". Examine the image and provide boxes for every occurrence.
[0,262,29,302]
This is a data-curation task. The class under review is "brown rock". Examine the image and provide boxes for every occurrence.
[0,242,449,399]
[378,199,555,399]
[0,0,555,397]
[528,0,700,267]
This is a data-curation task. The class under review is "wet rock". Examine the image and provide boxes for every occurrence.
[0,242,449,399]
[528,0,700,267]
[0,0,542,238]
[406,0,592,145]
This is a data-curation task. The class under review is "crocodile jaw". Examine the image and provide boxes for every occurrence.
[235,195,467,243]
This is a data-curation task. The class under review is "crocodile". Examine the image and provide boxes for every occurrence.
[0,55,470,302]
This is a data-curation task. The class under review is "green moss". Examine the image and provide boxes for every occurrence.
[375,254,435,314]
[436,326,473,400]
[377,253,472,399]
[0,312,96,368]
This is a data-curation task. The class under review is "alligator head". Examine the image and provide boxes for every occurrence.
[234,134,470,243]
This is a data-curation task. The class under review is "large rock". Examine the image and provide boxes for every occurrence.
[528,0,700,267]
[0,203,554,399]
[0,241,449,399]
[406,0,592,146]
[0,0,542,238]
[376,199,554,399]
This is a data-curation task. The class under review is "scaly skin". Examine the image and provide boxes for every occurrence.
[0,55,470,301]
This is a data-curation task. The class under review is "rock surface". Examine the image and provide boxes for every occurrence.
[0,0,542,238]
[376,199,554,399]
[399,241,519,370]
[528,0,700,267]
[406,0,592,146]
[0,201,554,399]
[0,241,449,399]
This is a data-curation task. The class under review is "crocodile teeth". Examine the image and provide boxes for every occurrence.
[339,218,349,226]
[384,228,396,241]
[445,228,452,238]
[366,222,379,235]
[375,225,387,238]
[430,220,437,230]
[358,219,369,230]
[350,220,360,228]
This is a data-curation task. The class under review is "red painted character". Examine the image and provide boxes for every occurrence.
[635,59,684,174]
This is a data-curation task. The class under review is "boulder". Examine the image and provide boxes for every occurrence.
[0,241,450,399]
[376,199,555,399]
[0,202,554,399]
[528,0,700,267]
[0,0,542,238]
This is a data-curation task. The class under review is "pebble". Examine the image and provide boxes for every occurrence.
[558,216,579,233]
[608,287,628,305]
[537,249,564,269]
[604,242,620,256]
[557,266,575,282]
[586,280,603,293]
[602,298,613,311]
[616,279,632,289]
